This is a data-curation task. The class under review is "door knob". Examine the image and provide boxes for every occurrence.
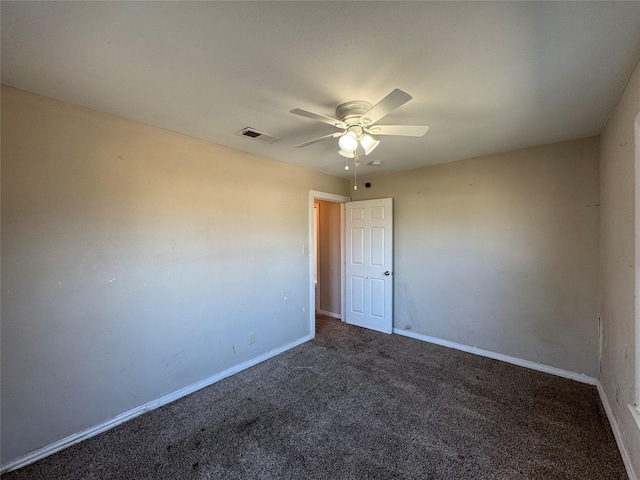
[384,271,391,276]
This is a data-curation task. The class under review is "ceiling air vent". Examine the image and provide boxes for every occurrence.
[236,127,280,144]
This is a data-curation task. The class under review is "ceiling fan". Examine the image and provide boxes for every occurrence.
[290,89,429,158]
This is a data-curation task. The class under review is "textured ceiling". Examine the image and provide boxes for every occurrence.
[2,1,640,179]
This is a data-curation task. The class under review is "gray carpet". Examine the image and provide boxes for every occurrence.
[3,315,627,479]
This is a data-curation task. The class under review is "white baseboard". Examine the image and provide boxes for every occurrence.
[596,383,638,480]
[318,309,341,320]
[0,335,312,474]
[393,328,597,385]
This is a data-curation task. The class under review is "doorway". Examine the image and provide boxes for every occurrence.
[308,191,395,337]
[308,191,350,338]
[315,199,343,320]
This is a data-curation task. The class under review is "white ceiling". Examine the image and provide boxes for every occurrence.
[2,2,640,179]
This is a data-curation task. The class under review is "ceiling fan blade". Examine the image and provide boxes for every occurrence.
[290,108,347,129]
[365,125,429,137]
[295,131,343,148]
[360,89,412,125]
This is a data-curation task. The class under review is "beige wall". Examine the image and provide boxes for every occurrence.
[599,60,640,476]
[352,137,600,377]
[317,200,341,316]
[0,86,349,464]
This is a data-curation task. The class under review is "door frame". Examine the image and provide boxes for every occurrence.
[635,112,640,411]
[308,190,351,338]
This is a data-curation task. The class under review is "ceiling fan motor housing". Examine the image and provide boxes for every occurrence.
[336,101,373,125]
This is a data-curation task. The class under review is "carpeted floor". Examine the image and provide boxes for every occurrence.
[2,315,627,479]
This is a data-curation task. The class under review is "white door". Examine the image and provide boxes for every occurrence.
[345,198,393,334]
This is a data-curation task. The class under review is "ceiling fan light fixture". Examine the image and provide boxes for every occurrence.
[360,134,380,155]
[338,131,358,152]
[338,149,355,158]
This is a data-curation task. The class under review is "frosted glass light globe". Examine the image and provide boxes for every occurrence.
[338,132,358,152]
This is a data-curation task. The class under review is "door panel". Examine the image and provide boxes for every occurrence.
[370,278,385,318]
[351,227,365,265]
[351,276,365,314]
[371,227,385,266]
[345,198,393,334]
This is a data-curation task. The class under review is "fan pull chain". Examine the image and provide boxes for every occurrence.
[353,152,359,190]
